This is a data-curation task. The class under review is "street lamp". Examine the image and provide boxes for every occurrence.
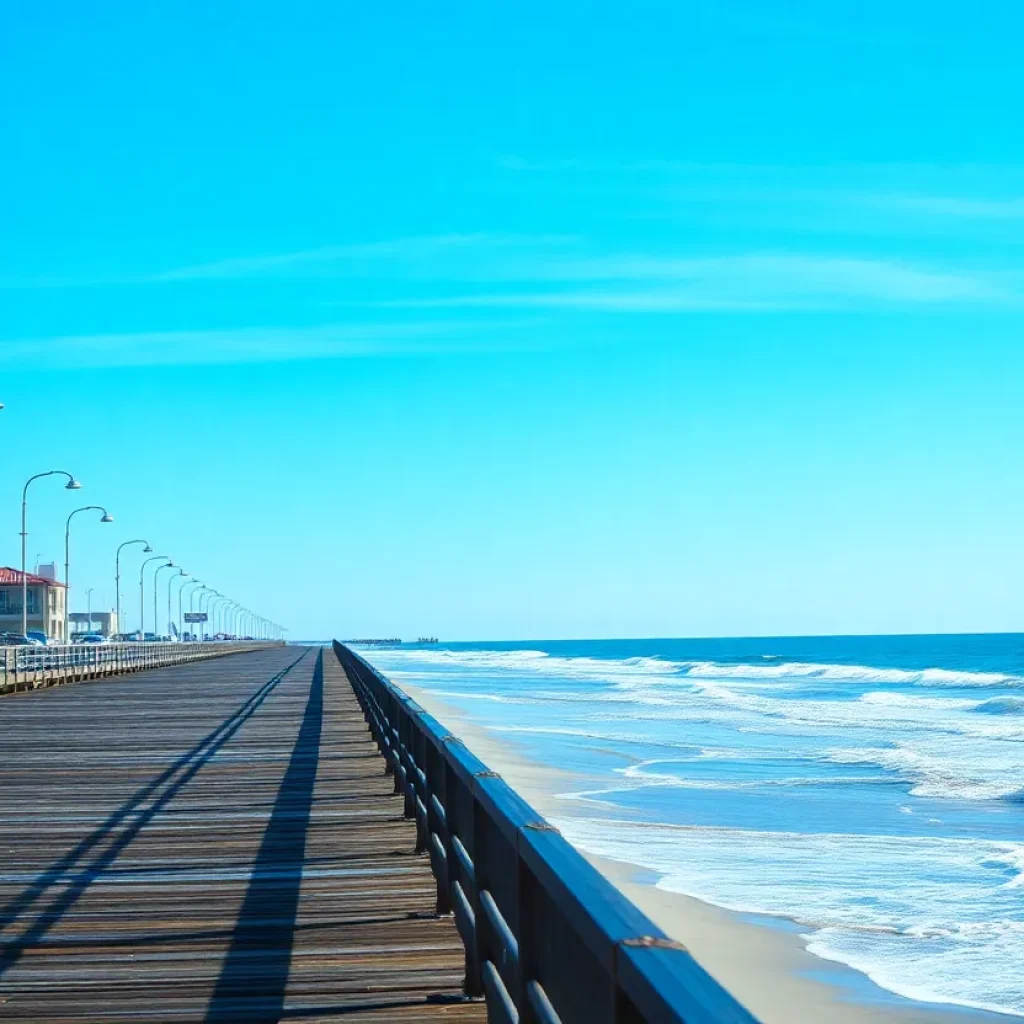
[168,570,189,640]
[138,555,170,639]
[219,598,236,638]
[20,470,81,637]
[199,588,219,640]
[222,600,239,639]
[207,594,224,637]
[180,579,203,640]
[210,595,231,638]
[86,588,95,632]
[153,561,177,637]
[64,506,113,642]
[115,539,152,639]
[190,586,211,640]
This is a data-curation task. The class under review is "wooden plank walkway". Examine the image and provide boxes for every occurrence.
[0,646,485,1023]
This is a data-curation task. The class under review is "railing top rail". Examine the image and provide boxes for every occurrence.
[335,640,759,1024]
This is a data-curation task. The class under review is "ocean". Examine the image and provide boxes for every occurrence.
[358,634,1024,1019]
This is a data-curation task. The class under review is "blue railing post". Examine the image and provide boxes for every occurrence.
[425,734,452,915]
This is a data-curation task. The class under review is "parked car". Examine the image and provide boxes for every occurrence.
[0,633,36,646]
[75,633,109,644]
[26,630,50,646]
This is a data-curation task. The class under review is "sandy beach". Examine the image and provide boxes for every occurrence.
[396,676,1014,1024]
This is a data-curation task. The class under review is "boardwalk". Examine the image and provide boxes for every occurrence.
[0,646,484,1023]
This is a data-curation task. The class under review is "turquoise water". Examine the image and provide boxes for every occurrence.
[360,635,1024,1018]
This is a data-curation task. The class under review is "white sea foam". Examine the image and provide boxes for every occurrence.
[364,643,1024,1014]
[554,817,1024,1017]
[382,648,1024,802]
[375,646,1024,691]
[828,737,1024,802]
[612,759,879,791]
[680,660,1021,688]
[976,696,1024,715]
[377,647,684,681]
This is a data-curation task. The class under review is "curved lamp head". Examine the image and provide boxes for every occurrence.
[66,478,82,490]
[100,513,114,523]
[143,544,153,553]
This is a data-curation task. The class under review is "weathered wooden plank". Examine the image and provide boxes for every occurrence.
[0,646,484,1022]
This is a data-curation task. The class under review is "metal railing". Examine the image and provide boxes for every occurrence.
[333,641,759,1024]
[1,641,282,694]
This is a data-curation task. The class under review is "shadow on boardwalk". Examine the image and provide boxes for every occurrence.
[0,648,311,979]
[205,649,324,1023]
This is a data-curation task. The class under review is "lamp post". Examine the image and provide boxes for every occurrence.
[189,585,210,641]
[153,561,177,637]
[86,588,94,632]
[168,570,189,640]
[220,599,236,638]
[199,589,219,641]
[180,579,202,640]
[224,601,240,639]
[138,555,169,639]
[207,594,224,637]
[115,539,152,640]
[21,470,81,637]
[210,595,230,638]
[64,506,113,642]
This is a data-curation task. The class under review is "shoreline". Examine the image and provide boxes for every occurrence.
[394,675,1014,1024]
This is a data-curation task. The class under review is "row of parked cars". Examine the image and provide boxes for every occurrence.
[0,632,180,646]
[1,632,248,647]
[0,631,111,646]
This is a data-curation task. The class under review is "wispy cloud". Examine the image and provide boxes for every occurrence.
[0,233,580,290]
[492,155,1024,225]
[0,319,543,370]
[152,233,580,282]
[546,254,996,299]
[868,194,1024,219]
[361,254,1009,312]
[2,227,1016,326]
[370,291,787,312]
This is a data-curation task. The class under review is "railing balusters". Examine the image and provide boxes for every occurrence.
[1,640,283,694]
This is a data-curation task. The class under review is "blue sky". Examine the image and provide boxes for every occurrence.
[2,1,1023,639]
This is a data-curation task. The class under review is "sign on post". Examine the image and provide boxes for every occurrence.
[183,612,208,623]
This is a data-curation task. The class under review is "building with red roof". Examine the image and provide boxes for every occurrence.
[0,567,67,641]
